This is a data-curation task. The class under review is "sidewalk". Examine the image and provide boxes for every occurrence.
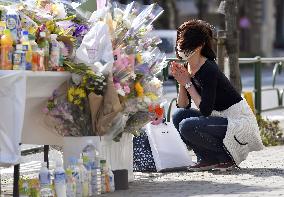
[103,146,284,197]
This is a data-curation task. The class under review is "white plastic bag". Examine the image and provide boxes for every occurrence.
[146,122,193,171]
[0,71,26,167]
[76,21,114,68]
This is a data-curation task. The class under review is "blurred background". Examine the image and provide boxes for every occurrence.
[114,0,284,58]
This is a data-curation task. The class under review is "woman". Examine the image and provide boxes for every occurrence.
[171,19,264,171]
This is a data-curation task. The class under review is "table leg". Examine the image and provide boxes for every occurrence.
[44,145,49,168]
[13,164,20,197]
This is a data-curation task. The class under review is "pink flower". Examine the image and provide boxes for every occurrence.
[123,85,131,94]
[114,83,122,90]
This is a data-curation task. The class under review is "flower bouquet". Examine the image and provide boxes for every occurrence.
[13,0,166,139]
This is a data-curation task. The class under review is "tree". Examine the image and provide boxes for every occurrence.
[195,0,208,20]
[223,0,242,93]
[153,0,178,29]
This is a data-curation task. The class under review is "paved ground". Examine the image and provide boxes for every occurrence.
[102,146,284,197]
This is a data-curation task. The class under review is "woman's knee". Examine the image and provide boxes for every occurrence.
[172,108,187,129]
[179,118,200,141]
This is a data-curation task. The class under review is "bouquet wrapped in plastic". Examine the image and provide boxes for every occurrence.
[34,0,166,138]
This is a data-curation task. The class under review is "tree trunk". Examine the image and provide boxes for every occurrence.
[224,0,242,93]
[195,0,207,20]
[154,0,178,29]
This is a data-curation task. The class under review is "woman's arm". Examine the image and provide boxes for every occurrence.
[186,84,201,108]
[177,84,190,108]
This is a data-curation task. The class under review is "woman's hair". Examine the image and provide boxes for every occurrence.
[176,19,216,61]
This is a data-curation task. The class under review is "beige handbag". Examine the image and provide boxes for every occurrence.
[89,73,123,136]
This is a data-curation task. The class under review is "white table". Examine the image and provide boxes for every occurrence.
[0,71,133,181]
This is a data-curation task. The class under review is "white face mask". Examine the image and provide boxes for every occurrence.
[177,50,196,60]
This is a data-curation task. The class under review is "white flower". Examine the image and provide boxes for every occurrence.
[54,3,67,19]
[143,96,152,104]
[114,8,124,21]
[130,72,136,79]
[123,19,132,29]
[72,73,82,85]
[117,88,126,96]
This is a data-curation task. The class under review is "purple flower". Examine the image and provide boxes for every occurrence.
[69,24,89,37]
[53,89,59,97]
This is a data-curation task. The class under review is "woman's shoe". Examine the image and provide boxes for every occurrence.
[214,161,235,172]
[187,162,218,172]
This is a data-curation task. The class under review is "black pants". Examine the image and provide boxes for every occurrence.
[172,108,232,163]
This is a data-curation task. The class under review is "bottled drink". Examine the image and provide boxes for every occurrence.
[5,8,20,43]
[29,34,41,71]
[82,140,101,195]
[21,30,32,70]
[108,166,115,193]
[49,34,61,71]
[100,160,107,194]
[54,160,67,197]
[13,44,26,70]
[0,29,13,70]
[66,168,76,197]
[39,162,53,197]
[69,157,83,197]
[77,159,89,197]
[38,31,50,70]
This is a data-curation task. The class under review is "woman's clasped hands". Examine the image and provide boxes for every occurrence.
[170,61,191,86]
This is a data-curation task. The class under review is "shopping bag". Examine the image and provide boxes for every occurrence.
[145,122,193,172]
[0,71,26,166]
[133,130,157,172]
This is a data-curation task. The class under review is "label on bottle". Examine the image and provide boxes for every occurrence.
[22,44,28,51]
[39,171,51,186]
[54,172,66,184]
[13,52,22,65]
[6,17,16,30]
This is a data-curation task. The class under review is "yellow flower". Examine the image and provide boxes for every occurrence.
[86,70,95,75]
[82,76,87,86]
[74,99,81,105]
[135,82,144,97]
[75,88,86,98]
[136,53,142,64]
[67,87,75,102]
[46,20,56,32]
[145,92,158,101]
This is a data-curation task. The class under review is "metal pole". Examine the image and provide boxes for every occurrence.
[254,56,262,115]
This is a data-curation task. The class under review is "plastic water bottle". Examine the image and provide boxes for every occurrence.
[77,159,89,197]
[66,168,76,197]
[49,34,61,70]
[38,32,50,70]
[108,165,115,193]
[100,160,107,194]
[54,160,67,197]
[39,162,53,197]
[82,140,101,195]
[69,158,83,197]
[21,30,32,70]
[5,8,20,42]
